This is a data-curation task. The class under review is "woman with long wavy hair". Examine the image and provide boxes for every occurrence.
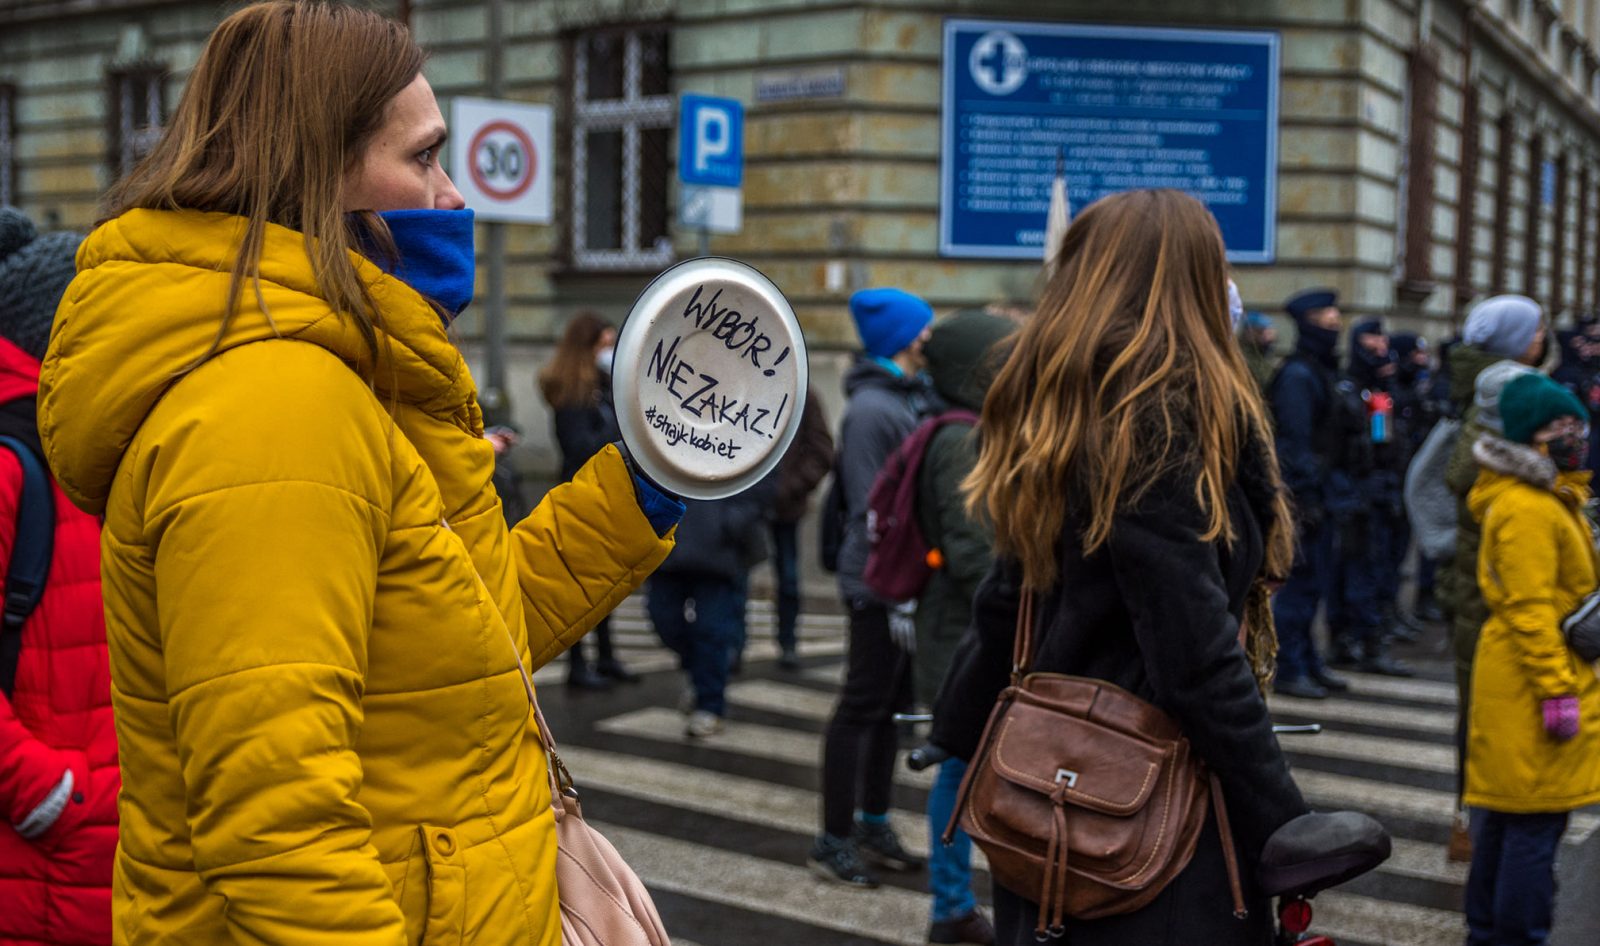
[538,311,636,689]
[930,189,1309,944]
[36,3,677,943]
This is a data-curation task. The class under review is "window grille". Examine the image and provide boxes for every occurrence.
[108,65,166,180]
[569,26,673,271]
[1492,111,1515,293]
[1524,131,1545,299]
[1399,45,1439,298]
[0,83,15,207]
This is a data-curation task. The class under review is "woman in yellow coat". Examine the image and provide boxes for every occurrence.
[36,4,680,944]
[1464,371,1600,946]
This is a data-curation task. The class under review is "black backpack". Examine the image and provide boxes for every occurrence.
[0,435,55,700]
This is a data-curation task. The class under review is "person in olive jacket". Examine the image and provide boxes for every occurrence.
[913,310,1016,946]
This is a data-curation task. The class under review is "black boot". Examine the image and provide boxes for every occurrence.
[1310,667,1351,693]
[595,658,640,684]
[1359,640,1415,678]
[1328,637,1365,669]
[567,648,614,690]
[1414,591,1444,624]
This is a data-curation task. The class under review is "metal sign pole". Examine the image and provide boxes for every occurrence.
[481,0,510,427]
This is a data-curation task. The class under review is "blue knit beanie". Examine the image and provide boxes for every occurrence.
[849,287,933,360]
[1463,295,1543,360]
[0,208,81,360]
[1499,372,1586,445]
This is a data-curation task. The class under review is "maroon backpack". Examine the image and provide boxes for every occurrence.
[862,410,979,601]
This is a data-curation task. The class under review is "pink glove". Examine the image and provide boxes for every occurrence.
[1542,696,1580,742]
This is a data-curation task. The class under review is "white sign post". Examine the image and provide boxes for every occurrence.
[450,97,552,224]
[678,95,745,245]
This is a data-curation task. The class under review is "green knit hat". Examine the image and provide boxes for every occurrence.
[1499,372,1587,445]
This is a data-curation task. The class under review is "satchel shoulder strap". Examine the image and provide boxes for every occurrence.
[1010,587,1035,685]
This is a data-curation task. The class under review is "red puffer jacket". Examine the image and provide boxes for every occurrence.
[0,336,115,946]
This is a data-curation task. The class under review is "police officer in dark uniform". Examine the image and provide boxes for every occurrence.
[1388,332,1440,632]
[1268,288,1351,699]
[1325,320,1414,677]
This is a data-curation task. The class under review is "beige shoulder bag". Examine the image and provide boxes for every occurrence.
[504,625,671,946]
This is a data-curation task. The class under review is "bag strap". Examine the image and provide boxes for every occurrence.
[1009,587,1035,686]
[0,436,54,701]
[501,623,575,807]
[1210,772,1247,919]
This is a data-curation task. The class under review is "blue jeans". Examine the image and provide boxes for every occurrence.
[1465,808,1569,946]
[928,758,977,921]
[1274,517,1333,682]
[770,520,801,653]
[648,574,742,716]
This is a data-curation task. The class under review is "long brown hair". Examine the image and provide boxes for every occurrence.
[539,312,612,410]
[102,1,425,374]
[966,189,1293,597]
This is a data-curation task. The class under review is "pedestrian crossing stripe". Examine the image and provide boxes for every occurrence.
[1269,692,1458,735]
[545,603,1595,946]
[564,693,1473,946]
[596,820,935,946]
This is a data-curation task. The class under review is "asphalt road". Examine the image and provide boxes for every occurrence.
[531,598,1546,946]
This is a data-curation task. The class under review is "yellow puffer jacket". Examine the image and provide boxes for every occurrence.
[38,209,674,946]
[1465,434,1600,813]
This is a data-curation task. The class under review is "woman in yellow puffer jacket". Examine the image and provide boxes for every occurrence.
[1464,371,1600,946]
[36,4,679,944]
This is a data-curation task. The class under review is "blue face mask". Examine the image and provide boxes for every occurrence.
[368,209,476,322]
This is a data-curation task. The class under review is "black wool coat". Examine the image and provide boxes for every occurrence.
[931,449,1308,946]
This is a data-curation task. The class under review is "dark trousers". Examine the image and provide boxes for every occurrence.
[820,602,913,838]
[1466,809,1569,946]
[568,616,615,674]
[1273,518,1333,683]
[1328,511,1390,653]
[770,520,801,654]
[1417,554,1438,599]
[648,574,742,716]
[1382,511,1410,606]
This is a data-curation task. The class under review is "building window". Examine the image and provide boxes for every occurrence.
[1398,45,1439,300]
[569,26,673,271]
[1524,131,1545,300]
[1552,150,1569,318]
[0,83,15,207]
[107,64,166,179]
[1492,110,1515,293]
[1454,79,1481,309]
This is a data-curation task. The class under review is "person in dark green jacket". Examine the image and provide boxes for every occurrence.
[914,309,1016,946]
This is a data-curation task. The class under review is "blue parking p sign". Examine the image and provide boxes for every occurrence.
[680,94,744,188]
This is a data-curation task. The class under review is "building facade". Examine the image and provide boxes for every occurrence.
[3,0,1600,472]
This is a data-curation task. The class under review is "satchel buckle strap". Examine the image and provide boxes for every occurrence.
[1035,784,1071,941]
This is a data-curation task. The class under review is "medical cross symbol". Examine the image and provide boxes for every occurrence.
[969,30,1027,96]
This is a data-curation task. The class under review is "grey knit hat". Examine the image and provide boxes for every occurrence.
[1463,295,1543,360]
[1473,360,1538,435]
[0,207,82,360]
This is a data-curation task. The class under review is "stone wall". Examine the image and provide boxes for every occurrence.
[7,0,1600,470]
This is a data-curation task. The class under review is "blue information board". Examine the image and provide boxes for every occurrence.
[941,19,1280,263]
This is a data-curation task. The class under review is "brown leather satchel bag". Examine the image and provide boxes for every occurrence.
[945,591,1246,938]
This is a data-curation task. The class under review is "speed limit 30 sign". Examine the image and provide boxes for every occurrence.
[450,98,552,224]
